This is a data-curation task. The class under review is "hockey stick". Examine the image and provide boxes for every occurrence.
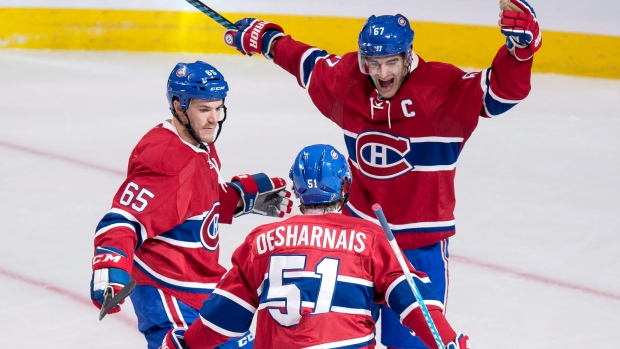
[372,204,446,349]
[99,279,137,321]
[182,0,237,29]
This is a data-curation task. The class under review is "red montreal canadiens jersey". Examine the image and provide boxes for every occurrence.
[273,37,532,250]
[183,213,455,349]
[93,121,240,309]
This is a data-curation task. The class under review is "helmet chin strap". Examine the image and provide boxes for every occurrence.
[338,180,351,212]
[182,110,209,150]
[213,105,227,143]
[171,105,208,151]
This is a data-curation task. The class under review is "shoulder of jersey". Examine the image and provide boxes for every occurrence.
[132,124,198,175]
[313,213,385,236]
[415,60,463,79]
[345,214,384,234]
[331,52,366,79]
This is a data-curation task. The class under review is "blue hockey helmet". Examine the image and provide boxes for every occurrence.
[289,144,352,206]
[358,14,415,74]
[166,61,229,112]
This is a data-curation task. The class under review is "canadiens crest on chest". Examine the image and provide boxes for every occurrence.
[200,202,220,251]
[343,125,463,181]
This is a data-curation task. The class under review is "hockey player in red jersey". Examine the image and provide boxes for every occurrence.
[221,0,541,348]
[90,61,293,349]
[160,144,470,349]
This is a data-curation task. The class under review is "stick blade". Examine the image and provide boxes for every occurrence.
[99,279,137,321]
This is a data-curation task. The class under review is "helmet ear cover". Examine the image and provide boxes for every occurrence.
[289,144,352,206]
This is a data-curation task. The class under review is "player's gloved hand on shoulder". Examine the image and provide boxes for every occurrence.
[160,328,188,349]
[499,0,542,61]
[90,246,132,314]
[228,173,293,218]
[223,18,285,59]
[447,333,471,349]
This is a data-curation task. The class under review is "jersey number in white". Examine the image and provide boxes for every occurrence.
[266,255,339,326]
[119,182,154,212]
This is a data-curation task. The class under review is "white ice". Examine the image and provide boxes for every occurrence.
[0,50,618,348]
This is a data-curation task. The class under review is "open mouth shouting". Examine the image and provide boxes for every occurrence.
[378,78,395,92]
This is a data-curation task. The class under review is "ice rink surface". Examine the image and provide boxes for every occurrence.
[0,49,619,348]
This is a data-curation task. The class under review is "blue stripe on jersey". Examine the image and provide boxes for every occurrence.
[95,246,127,257]
[386,279,417,315]
[404,141,461,167]
[159,220,201,243]
[259,276,374,312]
[344,133,462,170]
[200,293,254,334]
[344,205,455,234]
[258,277,306,304]
[343,133,357,162]
[485,90,517,116]
[482,68,518,116]
[157,202,219,251]
[332,280,374,311]
[392,225,456,234]
[386,278,440,316]
[132,261,214,294]
[96,211,145,249]
[300,48,330,88]
[252,173,274,192]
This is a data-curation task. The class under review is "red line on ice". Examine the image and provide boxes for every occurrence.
[452,255,620,301]
[0,267,137,326]
[0,140,125,177]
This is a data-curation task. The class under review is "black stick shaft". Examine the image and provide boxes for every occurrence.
[183,0,237,29]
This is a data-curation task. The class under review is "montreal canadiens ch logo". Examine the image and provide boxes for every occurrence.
[356,132,412,179]
[224,32,235,46]
[200,204,220,251]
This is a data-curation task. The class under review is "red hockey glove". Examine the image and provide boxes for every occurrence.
[447,333,471,349]
[90,246,132,315]
[160,328,188,349]
[499,0,542,61]
[228,173,293,218]
[223,18,285,59]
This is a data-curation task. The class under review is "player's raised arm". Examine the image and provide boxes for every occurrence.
[461,0,541,119]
